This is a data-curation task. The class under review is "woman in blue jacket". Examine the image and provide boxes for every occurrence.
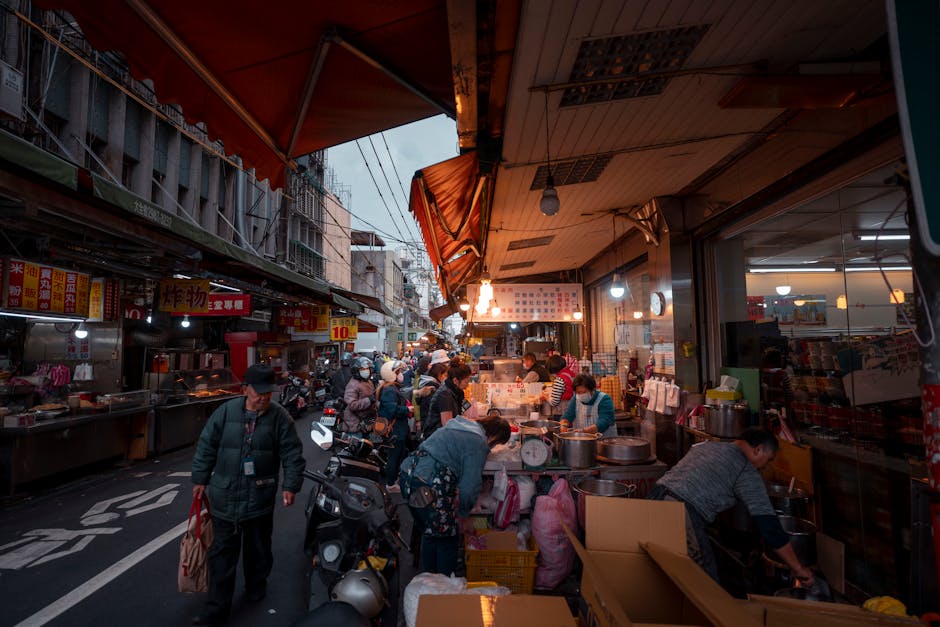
[561,374,618,436]
[377,360,410,491]
[399,414,510,575]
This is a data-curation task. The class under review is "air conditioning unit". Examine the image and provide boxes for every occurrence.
[0,61,24,121]
[246,310,271,323]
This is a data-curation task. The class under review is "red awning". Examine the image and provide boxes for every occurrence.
[33,1,455,187]
[409,151,486,297]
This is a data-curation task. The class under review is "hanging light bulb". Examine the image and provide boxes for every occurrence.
[73,322,88,339]
[145,311,153,324]
[539,90,560,216]
[775,285,792,296]
[572,306,583,321]
[609,274,625,299]
[490,300,501,317]
[836,294,847,310]
[458,298,470,312]
[180,314,191,328]
[510,323,518,329]
[890,288,905,304]
[633,311,643,319]
[793,299,806,307]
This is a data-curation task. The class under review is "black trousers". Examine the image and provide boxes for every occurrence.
[205,512,274,616]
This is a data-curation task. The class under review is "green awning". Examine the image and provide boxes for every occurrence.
[0,129,78,190]
[331,291,364,313]
[91,174,330,296]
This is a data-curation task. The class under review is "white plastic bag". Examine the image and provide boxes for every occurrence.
[515,475,536,512]
[492,465,508,502]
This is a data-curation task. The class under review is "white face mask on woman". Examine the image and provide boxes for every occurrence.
[576,392,592,403]
[359,369,371,379]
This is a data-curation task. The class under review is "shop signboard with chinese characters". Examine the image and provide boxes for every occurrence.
[276,306,329,332]
[158,279,209,313]
[329,317,358,341]
[86,278,120,322]
[464,283,583,322]
[2,258,90,316]
[174,294,252,317]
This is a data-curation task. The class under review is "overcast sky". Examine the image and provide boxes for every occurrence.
[326,114,458,249]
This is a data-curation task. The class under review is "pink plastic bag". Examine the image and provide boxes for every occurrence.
[532,478,578,590]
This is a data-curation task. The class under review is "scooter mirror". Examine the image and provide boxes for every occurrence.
[310,422,334,450]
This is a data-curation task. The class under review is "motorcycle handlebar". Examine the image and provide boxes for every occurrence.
[379,522,410,554]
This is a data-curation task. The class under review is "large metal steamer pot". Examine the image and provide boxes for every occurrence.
[521,419,562,453]
[556,432,601,468]
[704,403,750,438]
[572,478,634,529]
[767,483,811,518]
[778,516,817,566]
[596,436,651,465]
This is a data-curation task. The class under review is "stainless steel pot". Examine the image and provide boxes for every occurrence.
[520,419,561,435]
[767,482,811,518]
[556,432,600,468]
[596,436,651,465]
[704,403,749,437]
[779,516,817,566]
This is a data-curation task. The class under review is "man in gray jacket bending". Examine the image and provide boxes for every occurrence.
[191,364,305,626]
[649,427,813,587]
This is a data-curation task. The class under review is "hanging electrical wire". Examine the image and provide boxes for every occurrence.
[356,139,411,247]
[368,135,421,243]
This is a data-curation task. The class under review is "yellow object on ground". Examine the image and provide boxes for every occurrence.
[466,581,500,589]
[862,596,907,616]
[356,555,388,571]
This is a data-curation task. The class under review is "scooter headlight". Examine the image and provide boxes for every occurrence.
[320,541,343,564]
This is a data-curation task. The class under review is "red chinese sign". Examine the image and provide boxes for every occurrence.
[172,294,252,316]
[3,258,90,316]
[159,279,210,313]
[276,306,329,332]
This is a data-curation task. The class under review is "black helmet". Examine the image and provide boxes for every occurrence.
[340,352,352,367]
[352,357,373,379]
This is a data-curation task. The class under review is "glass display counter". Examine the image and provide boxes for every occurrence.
[148,368,241,405]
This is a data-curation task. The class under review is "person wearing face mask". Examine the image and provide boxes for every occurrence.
[423,359,472,439]
[376,360,411,492]
[413,354,450,434]
[342,357,376,436]
[561,373,617,436]
[399,414,511,575]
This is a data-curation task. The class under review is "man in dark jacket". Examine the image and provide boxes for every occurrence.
[191,364,305,626]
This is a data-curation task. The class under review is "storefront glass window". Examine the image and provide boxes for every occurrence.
[590,268,650,386]
[713,162,922,602]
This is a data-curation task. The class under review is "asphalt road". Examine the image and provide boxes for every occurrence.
[0,410,414,627]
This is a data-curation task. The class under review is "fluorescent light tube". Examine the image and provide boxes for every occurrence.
[748,267,837,273]
[844,266,912,272]
[0,311,86,322]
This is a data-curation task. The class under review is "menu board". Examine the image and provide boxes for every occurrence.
[3,258,90,316]
[159,278,210,313]
[465,283,583,322]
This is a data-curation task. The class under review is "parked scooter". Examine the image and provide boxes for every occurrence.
[303,422,407,625]
[280,375,310,420]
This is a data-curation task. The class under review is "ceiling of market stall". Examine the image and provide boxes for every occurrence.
[484,0,896,282]
[740,164,910,268]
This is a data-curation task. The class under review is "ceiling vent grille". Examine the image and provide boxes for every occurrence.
[507,235,555,250]
[530,154,613,190]
[499,260,536,271]
[561,24,710,107]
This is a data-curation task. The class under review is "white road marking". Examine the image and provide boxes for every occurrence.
[117,484,180,510]
[29,536,96,567]
[81,491,146,519]
[0,529,121,570]
[168,472,191,477]
[123,490,179,517]
[13,519,189,627]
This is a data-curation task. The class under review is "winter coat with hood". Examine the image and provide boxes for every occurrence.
[410,416,490,517]
[414,373,442,426]
[423,377,464,439]
[342,376,375,433]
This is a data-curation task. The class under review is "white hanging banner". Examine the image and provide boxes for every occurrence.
[466,283,583,322]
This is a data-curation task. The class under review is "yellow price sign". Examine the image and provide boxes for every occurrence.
[329,317,358,341]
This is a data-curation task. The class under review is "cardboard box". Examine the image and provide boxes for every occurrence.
[568,496,763,627]
[744,595,920,627]
[415,594,577,627]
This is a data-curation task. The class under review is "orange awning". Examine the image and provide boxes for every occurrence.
[409,151,486,298]
[33,0,455,188]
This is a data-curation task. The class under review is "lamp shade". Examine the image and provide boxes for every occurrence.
[775,284,791,296]
[540,185,560,216]
[458,299,470,312]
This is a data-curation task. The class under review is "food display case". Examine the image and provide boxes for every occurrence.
[149,368,241,405]
[149,368,242,455]
[98,389,150,412]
